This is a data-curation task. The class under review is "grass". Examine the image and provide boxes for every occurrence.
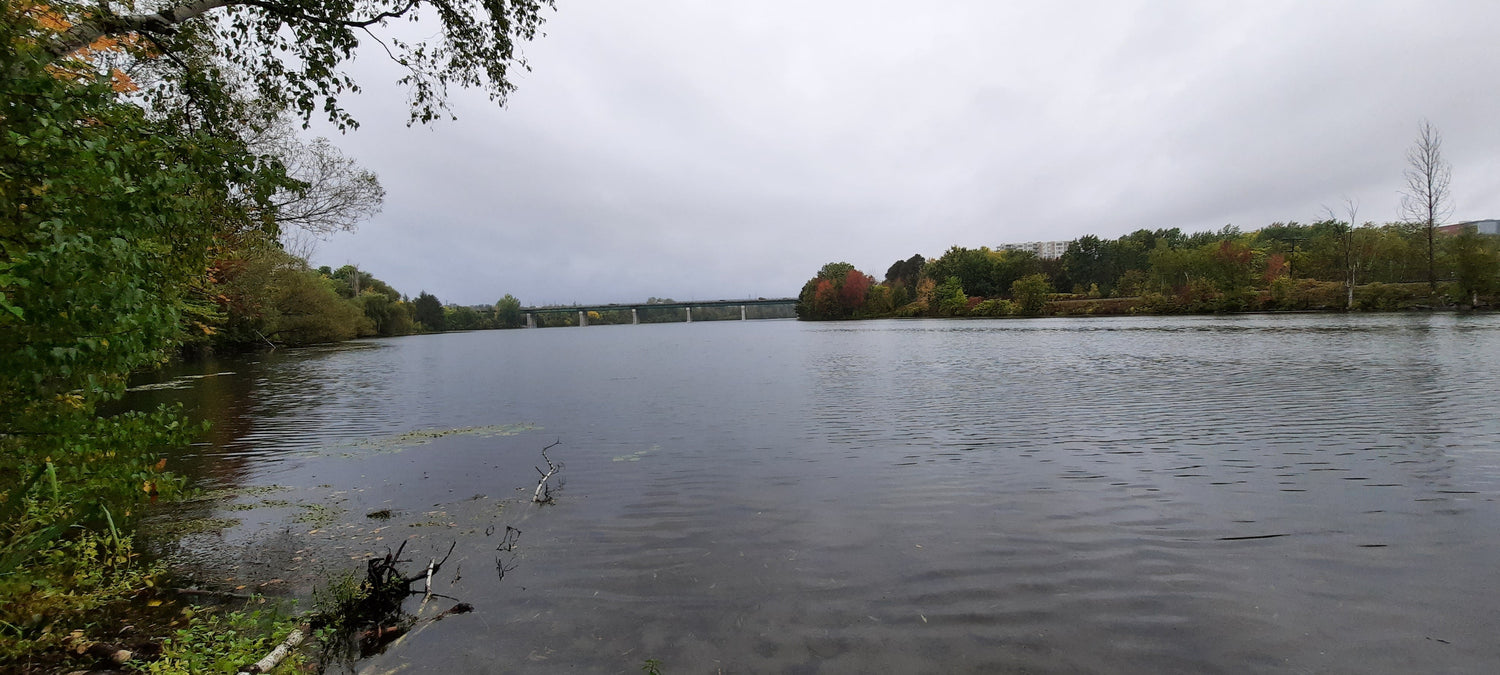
[0,528,307,674]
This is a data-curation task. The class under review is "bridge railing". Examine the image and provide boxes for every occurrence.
[520,298,796,327]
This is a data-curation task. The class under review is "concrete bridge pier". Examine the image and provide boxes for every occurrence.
[685,307,692,323]
[632,308,639,324]
[578,310,588,327]
[740,305,747,320]
[525,313,535,329]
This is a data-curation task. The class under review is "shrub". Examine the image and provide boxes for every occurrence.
[972,299,1016,317]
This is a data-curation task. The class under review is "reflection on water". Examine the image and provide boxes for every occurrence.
[133,314,1500,673]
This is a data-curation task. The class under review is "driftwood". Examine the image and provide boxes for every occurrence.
[357,603,472,653]
[219,441,566,671]
[533,441,563,503]
[236,624,308,675]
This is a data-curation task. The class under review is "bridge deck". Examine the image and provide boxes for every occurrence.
[522,298,796,314]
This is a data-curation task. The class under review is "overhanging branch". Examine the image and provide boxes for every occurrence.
[46,0,424,61]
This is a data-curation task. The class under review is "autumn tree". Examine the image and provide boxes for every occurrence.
[839,268,873,312]
[39,0,555,128]
[796,262,876,320]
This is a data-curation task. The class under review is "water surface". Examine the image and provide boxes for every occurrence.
[134,314,1500,673]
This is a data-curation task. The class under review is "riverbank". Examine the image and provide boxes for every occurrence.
[805,279,1494,321]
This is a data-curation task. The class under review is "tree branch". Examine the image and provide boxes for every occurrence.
[47,0,423,60]
[48,0,234,59]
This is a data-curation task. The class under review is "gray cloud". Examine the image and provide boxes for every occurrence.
[309,0,1500,305]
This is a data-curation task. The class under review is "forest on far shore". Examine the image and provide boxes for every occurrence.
[796,220,1500,320]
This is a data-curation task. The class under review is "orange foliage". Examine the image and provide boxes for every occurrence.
[22,1,148,92]
[1264,253,1288,282]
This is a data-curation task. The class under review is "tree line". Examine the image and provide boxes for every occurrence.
[198,251,533,350]
[799,124,1497,321]
[798,221,1499,321]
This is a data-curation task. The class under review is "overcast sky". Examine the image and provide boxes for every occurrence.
[307,0,1500,306]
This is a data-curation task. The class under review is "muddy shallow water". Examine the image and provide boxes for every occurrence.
[131,314,1500,673]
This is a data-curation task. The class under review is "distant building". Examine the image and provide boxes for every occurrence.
[1437,219,1500,236]
[997,240,1070,259]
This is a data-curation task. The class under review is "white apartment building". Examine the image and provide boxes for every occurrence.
[997,240,1070,260]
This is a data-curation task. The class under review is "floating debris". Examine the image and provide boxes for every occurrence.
[126,372,237,392]
[324,423,541,457]
[612,444,660,462]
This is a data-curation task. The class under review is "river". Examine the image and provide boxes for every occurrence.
[128,313,1500,673]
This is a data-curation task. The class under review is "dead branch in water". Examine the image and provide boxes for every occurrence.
[300,539,464,668]
[238,439,567,670]
[533,440,563,503]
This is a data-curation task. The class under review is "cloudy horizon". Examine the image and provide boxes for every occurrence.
[306,0,1500,307]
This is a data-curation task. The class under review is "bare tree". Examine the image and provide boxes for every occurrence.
[1324,196,1360,310]
[250,122,387,237]
[239,121,386,246]
[1400,120,1453,292]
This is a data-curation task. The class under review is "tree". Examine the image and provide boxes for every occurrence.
[795,262,875,319]
[250,126,385,238]
[1322,197,1360,310]
[0,5,290,595]
[412,291,444,330]
[1446,228,1500,306]
[884,254,925,294]
[817,261,856,282]
[444,304,483,331]
[1400,119,1452,293]
[925,246,997,297]
[933,276,968,316]
[495,294,523,328]
[990,249,1041,297]
[1011,274,1053,315]
[38,0,555,128]
[839,269,872,313]
[263,262,372,343]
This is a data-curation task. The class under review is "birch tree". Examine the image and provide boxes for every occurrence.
[34,0,554,128]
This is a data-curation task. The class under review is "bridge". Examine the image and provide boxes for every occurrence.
[520,298,797,327]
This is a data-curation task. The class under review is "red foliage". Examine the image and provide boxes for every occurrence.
[1214,240,1253,266]
[813,279,838,315]
[1265,253,1288,282]
[840,269,872,311]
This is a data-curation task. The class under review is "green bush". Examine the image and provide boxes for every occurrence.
[1354,282,1432,311]
[972,299,1017,317]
